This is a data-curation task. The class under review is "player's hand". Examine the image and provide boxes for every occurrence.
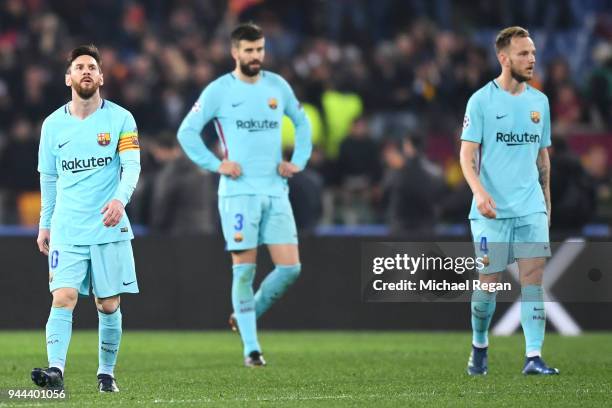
[218,159,242,179]
[475,189,497,218]
[101,199,125,227]
[37,228,51,256]
[278,161,300,178]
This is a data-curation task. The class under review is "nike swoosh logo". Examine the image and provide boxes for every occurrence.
[496,114,507,119]
[58,141,70,148]
[101,341,117,346]
[474,307,487,313]
[122,280,136,286]
[231,101,244,107]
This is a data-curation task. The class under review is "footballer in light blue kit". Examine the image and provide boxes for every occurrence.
[32,45,140,392]
[178,23,311,367]
[459,27,558,376]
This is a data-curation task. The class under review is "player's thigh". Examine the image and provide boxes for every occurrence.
[512,212,551,260]
[260,195,298,248]
[477,271,502,284]
[231,248,258,265]
[268,244,300,265]
[48,243,91,297]
[470,218,513,274]
[218,195,262,251]
[90,240,138,298]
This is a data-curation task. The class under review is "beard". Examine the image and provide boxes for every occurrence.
[73,79,99,99]
[509,61,532,83]
[239,60,262,77]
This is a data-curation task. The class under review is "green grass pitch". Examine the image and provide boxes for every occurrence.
[1,331,611,407]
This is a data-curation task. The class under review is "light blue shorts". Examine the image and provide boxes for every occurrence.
[218,194,298,251]
[48,240,138,298]
[470,212,551,274]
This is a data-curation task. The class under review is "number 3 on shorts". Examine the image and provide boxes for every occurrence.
[234,213,244,231]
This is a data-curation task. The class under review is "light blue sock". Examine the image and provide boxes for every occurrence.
[471,289,497,348]
[254,264,301,318]
[232,264,260,357]
[46,307,73,373]
[521,285,546,357]
[98,307,122,376]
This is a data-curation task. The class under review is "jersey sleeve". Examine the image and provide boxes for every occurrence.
[460,94,483,144]
[280,78,312,169]
[177,82,223,172]
[37,119,57,228]
[540,97,551,148]
[37,119,57,175]
[39,173,57,229]
[113,112,141,206]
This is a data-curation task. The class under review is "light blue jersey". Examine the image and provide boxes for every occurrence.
[177,71,312,197]
[38,100,141,245]
[461,80,551,220]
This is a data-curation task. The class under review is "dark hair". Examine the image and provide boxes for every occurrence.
[66,44,102,71]
[495,26,530,53]
[231,22,263,46]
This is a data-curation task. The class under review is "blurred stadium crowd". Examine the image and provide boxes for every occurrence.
[0,0,610,236]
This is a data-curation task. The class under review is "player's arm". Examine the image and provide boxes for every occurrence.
[460,142,496,218]
[538,98,552,226]
[37,120,57,255]
[37,174,56,255]
[537,147,551,226]
[278,79,312,178]
[459,95,496,218]
[103,114,141,227]
[177,84,241,179]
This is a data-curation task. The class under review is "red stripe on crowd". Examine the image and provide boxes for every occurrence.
[214,118,228,159]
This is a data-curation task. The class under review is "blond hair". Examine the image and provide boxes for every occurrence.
[495,26,530,52]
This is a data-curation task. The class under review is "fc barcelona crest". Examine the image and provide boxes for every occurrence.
[530,111,541,124]
[268,97,278,110]
[97,132,111,146]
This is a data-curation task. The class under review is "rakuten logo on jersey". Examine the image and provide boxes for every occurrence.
[236,119,279,132]
[496,132,540,146]
[61,156,113,173]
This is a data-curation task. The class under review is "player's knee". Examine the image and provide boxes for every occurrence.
[51,288,78,309]
[278,263,301,283]
[520,268,544,286]
[96,297,120,314]
[478,272,501,285]
[98,303,119,314]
